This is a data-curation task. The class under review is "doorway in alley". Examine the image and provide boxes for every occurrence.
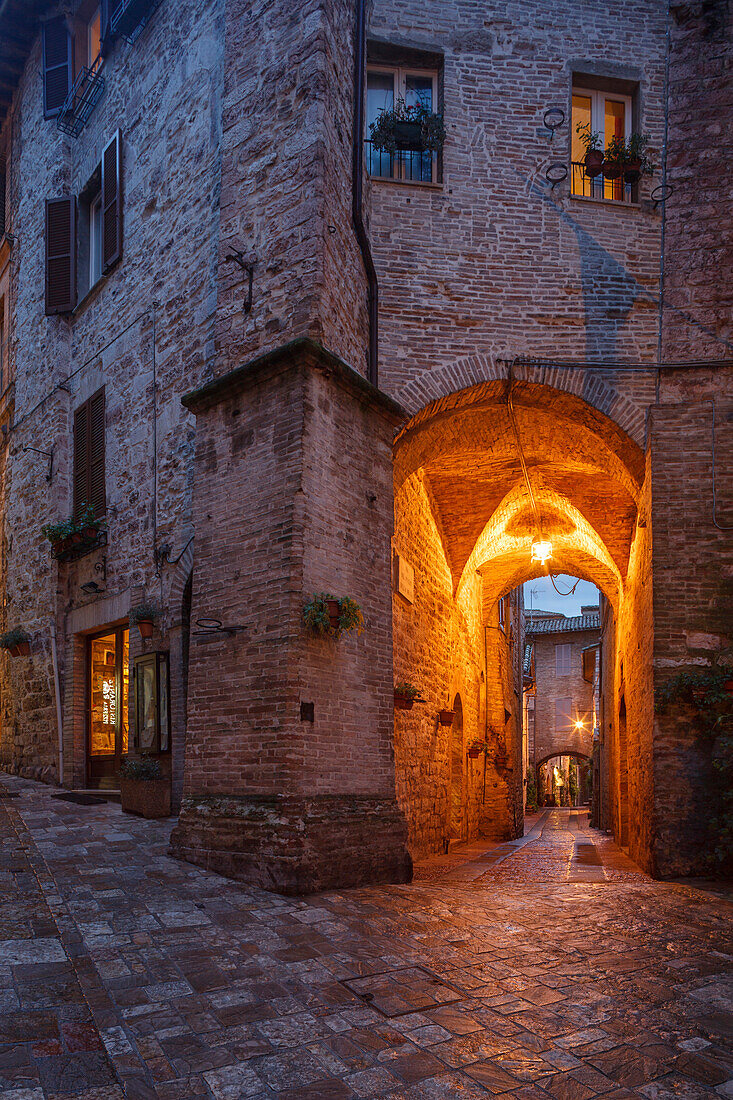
[86,626,129,789]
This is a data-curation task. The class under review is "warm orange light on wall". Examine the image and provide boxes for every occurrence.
[531,538,553,563]
[575,719,585,730]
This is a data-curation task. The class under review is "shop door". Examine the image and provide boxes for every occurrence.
[87,627,129,788]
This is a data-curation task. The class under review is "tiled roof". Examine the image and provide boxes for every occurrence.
[525,612,600,635]
[523,642,534,677]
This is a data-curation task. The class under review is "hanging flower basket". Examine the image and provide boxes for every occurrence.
[0,628,31,657]
[303,594,364,639]
[394,682,420,711]
[325,599,340,631]
[584,149,604,178]
[369,98,445,157]
[602,159,623,180]
[130,602,159,640]
[623,158,642,183]
[438,709,455,727]
[467,739,487,759]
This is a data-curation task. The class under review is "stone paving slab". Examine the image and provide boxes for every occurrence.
[0,776,731,1099]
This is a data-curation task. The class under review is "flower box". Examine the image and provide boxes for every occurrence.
[120,777,171,818]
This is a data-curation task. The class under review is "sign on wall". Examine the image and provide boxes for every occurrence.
[394,553,415,604]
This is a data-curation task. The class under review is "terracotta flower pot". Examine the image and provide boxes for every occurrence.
[326,599,340,631]
[82,525,99,540]
[602,160,623,180]
[7,645,19,657]
[394,692,415,711]
[584,149,604,178]
[120,777,171,818]
[468,746,481,759]
[70,531,84,546]
[623,158,642,183]
[16,640,30,657]
[137,619,155,639]
[438,709,455,727]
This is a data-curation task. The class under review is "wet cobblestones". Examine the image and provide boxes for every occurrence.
[0,779,731,1099]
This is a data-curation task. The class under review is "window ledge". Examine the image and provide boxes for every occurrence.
[569,193,641,211]
[72,272,109,317]
[369,175,443,192]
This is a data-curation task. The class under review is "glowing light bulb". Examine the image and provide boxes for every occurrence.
[531,538,552,563]
[574,719,585,730]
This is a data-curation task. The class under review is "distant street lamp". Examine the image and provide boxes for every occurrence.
[531,538,553,563]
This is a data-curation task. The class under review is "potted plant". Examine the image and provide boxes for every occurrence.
[119,757,171,818]
[303,594,364,638]
[438,708,455,727]
[623,132,654,183]
[78,501,105,542]
[576,122,604,177]
[41,519,73,557]
[370,98,446,155]
[394,682,421,710]
[130,602,158,639]
[602,134,626,180]
[0,627,30,657]
[467,739,486,759]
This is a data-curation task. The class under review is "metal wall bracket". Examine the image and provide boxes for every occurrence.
[224,248,255,313]
[22,445,53,482]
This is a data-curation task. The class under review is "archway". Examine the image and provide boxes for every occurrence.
[392,378,654,869]
[537,751,591,808]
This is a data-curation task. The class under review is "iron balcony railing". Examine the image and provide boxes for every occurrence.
[364,139,437,184]
[571,161,635,204]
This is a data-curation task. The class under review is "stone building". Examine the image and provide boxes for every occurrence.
[524,607,599,805]
[0,0,730,891]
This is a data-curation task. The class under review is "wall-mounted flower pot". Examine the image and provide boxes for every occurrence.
[82,525,100,541]
[393,120,423,150]
[602,160,623,180]
[623,158,641,183]
[394,692,415,711]
[467,746,481,759]
[584,149,604,177]
[438,709,455,727]
[15,640,30,657]
[120,777,171,818]
[325,599,340,631]
[137,620,155,639]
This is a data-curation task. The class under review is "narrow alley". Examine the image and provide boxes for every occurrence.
[0,776,730,1100]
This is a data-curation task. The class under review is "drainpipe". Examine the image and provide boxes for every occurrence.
[352,0,379,388]
[50,626,64,786]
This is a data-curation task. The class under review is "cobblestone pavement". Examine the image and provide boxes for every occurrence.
[0,777,731,1100]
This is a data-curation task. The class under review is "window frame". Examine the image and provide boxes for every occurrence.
[571,85,632,204]
[555,696,573,731]
[555,643,572,676]
[88,190,103,289]
[366,64,440,185]
[133,651,171,755]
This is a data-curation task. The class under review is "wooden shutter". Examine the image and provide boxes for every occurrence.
[42,16,72,118]
[73,389,106,518]
[89,389,106,518]
[0,161,5,237]
[101,0,124,52]
[101,132,122,273]
[45,197,77,315]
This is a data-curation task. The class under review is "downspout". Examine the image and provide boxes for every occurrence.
[352,0,378,388]
[50,627,64,786]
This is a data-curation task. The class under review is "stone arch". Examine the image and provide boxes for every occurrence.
[167,537,195,614]
[393,354,652,446]
[537,750,591,770]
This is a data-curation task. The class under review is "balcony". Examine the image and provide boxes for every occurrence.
[571,162,635,205]
[365,139,438,185]
[111,0,160,43]
[56,64,105,138]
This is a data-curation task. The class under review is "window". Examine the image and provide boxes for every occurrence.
[498,596,507,631]
[555,643,572,676]
[366,66,439,183]
[571,86,632,202]
[42,16,73,118]
[555,697,573,731]
[45,132,122,314]
[73,388,106,518]
[133,652,171,754]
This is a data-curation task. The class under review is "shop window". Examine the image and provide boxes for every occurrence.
[571,84,632,203]
[133,652,171,754]
[366,66,440,184]
[555,643,572,675]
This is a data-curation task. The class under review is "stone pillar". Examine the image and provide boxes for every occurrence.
[169,339,412,893]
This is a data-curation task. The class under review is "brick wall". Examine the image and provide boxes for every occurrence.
[530,626,597,767]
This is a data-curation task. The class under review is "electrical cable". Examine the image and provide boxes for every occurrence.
[549,574,580,597]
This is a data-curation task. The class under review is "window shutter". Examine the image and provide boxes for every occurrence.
[73,389,106,518]
[45,197,77,315]
[101,132,122,273]
[89,389,106,518]
[42,16,72,118]
[0,161,5,236]
[101,0,124,52]
[73,401,89,516]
